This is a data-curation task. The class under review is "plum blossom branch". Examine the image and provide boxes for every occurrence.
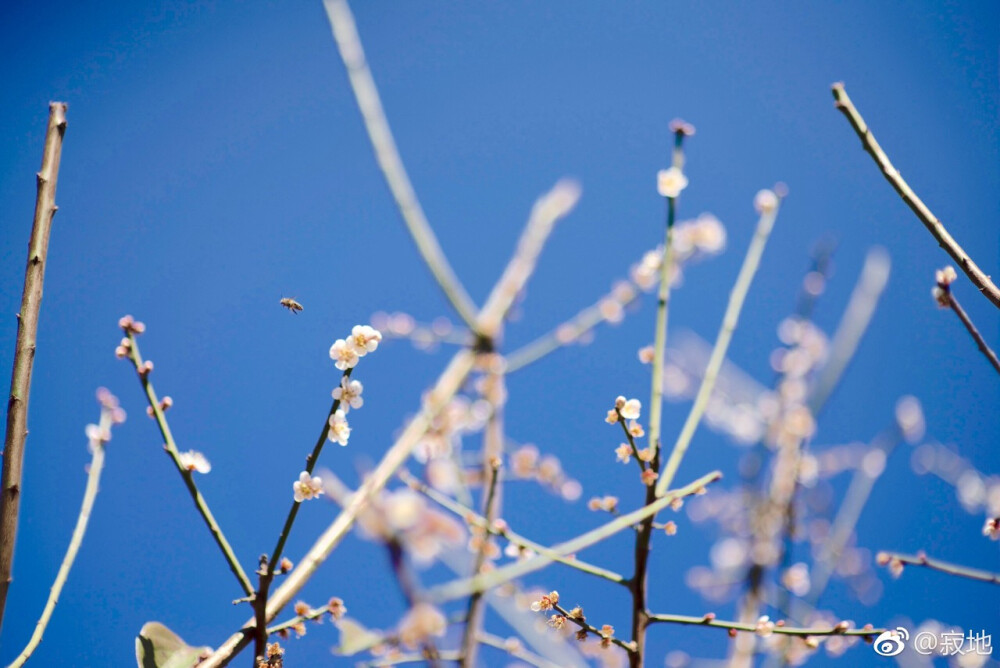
[830,82,1000,309]
[655,188,783,497]
[0,102,68,630]
[254,325,380,661]
[427,470,721,602]
[8,390,123,668]
[323,0,479,329]
[119,319,254,598]
[876,550,1000,586]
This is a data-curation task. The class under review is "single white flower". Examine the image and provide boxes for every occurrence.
[329,339,359,370]
[293,471,324,502]
[178,450,212,474]
[348,325,382,356]
[620,398,641,421]
[328,409,351,446]
[657,167,689,198]
[332,377,364,411]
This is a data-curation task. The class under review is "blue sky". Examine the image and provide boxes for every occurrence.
[1,1,997,665]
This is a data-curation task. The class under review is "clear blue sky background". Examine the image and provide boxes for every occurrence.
[1,1,997,666]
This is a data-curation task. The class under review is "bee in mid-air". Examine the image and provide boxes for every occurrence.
[280,297,304,314]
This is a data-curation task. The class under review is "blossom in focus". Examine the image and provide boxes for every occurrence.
[328,409,351,446]
[333,377,364,411]
[348,325,382,356]
[329,339,359,370]
[293,471,324,502]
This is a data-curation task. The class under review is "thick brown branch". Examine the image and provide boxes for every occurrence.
[0,103,68,630]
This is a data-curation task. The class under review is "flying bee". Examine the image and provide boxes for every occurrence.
[280,297,304,314]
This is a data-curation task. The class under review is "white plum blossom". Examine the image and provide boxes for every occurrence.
[332,377,364,411]
[328,409,351,446]
[348,325,382,356]
[657,167,689,198]
[293,471,324,502]
[329,339,359,370]
[615,396,641,421]
[178,450,212,474]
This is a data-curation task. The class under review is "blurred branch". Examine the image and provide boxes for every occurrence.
[875,551,1000,586]
[477,631,565,668]
[655,193,783,497]
[0,103,68,630]
[323,0,480,330]
[8,411,108,668]
[401,470,627,585]
[123,330,254,598]
[427,471,721,603]
[805,427,901,610]
[460,372,505,667]
[830,83,1000,309]
[809,247,890,414]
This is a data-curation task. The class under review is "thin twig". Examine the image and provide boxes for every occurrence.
[8,411,108,668]
[943,291,1000,375]
[830,82,1000,309]
[875,551,1000,586]
[655,194,783,497]
[401,470,627,585]
[324,0,479,329]
[427,471,722,603]
[0,103,68,630]
[253,369,352,659]
[124,332,254,598]
[647,613,880,638]
[549,602,635,653]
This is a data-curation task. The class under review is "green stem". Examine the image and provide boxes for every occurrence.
[876,551,1000,586]
[427,471,721,602]
[655,198,782,497]
[8,415,107,668]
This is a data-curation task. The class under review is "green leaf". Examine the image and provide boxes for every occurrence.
[135,622,211,668]
[333,617,382,656]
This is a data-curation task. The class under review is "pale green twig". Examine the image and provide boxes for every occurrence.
[831,83,1000,309]
[8,413,107,668]
[124,332,254,598]
[655,196,782,496]
[324,0,479,329]
[400,471,627,586]
[427,471,721,602]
